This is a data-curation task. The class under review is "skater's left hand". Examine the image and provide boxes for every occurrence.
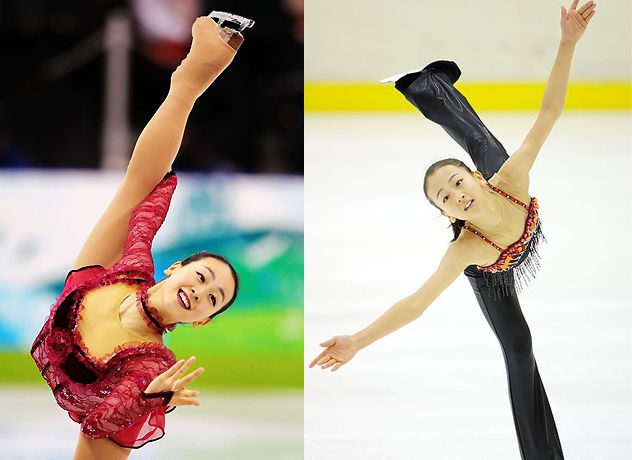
[309,335,360,372]
[145,356,205,406]
[560,0,596,44]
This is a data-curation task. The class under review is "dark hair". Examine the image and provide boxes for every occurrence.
[181,251,239,319]
[422,158,473,242]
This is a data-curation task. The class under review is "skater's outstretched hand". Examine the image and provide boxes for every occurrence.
[310,335,360,372]
[145,356,205,406]
[560,0,596,44]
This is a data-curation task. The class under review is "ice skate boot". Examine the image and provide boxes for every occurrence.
[208,11,255,51]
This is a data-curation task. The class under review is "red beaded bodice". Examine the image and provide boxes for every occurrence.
[463,182,544,295]
[31,172,178,448]
[464,182,540,273]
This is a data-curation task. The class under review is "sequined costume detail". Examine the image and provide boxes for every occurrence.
[31,172,178,448]
[463,181,544,295]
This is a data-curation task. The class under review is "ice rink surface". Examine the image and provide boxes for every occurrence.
[305,112,631,459]
[0,388,302,459]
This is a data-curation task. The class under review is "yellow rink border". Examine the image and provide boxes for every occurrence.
[305,82,632,111]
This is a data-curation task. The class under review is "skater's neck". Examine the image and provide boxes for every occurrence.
[465,190,505,234]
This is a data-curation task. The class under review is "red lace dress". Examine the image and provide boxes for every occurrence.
[31,171,178,448]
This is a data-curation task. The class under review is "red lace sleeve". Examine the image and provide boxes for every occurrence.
[80,352,175,446]
[110,172,177,280]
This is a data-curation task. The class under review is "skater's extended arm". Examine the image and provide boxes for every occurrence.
[497,1,596,188]
[310,241,477,371]
[73,18,235,270]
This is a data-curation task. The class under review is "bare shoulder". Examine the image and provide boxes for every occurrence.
[73,177,162,270]
[441,233,484,270]
[488,171,531,204]
[449,229,498,267]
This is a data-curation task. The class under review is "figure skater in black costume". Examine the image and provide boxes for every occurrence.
[310,2,596,459]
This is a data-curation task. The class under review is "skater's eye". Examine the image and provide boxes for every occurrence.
[442,194,449,203]
[209,294,217,307]
[197,272,205,283]
[456,179,462,187]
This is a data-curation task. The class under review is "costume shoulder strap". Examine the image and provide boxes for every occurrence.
[463,225,504,252]
[485,182,528,209]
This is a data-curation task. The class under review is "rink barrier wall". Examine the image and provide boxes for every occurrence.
[304,82,632,111]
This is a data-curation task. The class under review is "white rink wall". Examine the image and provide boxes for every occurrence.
[305,0,631,81]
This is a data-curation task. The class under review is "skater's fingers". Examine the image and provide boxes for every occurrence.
[320,338,336,348]
[568,12,586,29]
[560,6,567,20]
[173,396,200,407]
[574,12,588,28]
[173,356,196,380]
[316,355,332,366]
[569,0,580,12]
[584,9,596,22]
[321,359,338,370]
[309,350,329,368]
[162,359,187,379]
[179,389,200,398]
[580,3,595,19]
[581,4,595,18]
[577,1,594,15]
[175,367,205,390]
[331,362,343,372]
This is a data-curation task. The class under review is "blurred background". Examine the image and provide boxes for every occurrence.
[304,1,631,459]
[0,1,303,458]
[0,0,302,171]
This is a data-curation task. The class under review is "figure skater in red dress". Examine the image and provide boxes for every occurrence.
[31,14,251,460]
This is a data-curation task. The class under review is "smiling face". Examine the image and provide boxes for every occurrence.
[157,257,237,326]
[424,164,488,221]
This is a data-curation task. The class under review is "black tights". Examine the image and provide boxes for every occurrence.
[396,61,563,460]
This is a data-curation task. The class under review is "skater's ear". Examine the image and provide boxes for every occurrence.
[440,210,456,223]
[192,318,211,329]
[164,261,183,276]
[472,170,487,185]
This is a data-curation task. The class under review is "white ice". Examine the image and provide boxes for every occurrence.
[305,111,632,460]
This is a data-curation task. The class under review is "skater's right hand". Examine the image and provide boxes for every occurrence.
[145,356,205,406]
[560,1,596,44]
[309,335,359,372]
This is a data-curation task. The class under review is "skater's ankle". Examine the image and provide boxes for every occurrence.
[168,78,199,106]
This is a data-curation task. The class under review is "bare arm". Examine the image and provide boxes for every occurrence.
[73,18,235,270]
[72,179,163,270]
[310,241,477,371]
[497,1,596,188]
[352,247,469,350]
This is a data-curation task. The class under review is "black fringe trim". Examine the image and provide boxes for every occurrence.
[481,221,546,298]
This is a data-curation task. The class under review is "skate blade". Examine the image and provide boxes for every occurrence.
[208,11,255,32]
[378,67,426,84]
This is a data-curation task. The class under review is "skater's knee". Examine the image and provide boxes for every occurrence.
[504,329,533,360]
[400,88,432,114]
